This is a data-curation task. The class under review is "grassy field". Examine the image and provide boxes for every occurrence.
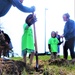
[9,55,75,75]
[11,55,71,61]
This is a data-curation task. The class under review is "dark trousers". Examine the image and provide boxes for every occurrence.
[63,37,75,59]
[51,52,57,59]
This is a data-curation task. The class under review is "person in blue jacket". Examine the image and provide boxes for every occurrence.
[0,0,35,17]
[62,13,75,60]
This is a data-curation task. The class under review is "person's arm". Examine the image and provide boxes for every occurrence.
[57,35,63,45]
[11,0,35,13]
[48,44,51,52]
[48,44,51,50]
[58,41,63,45]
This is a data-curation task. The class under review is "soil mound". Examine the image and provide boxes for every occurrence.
[0,58,75,75]
[0,59,25,75]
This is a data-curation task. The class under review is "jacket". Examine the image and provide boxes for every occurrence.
[0,0,34,17]
[63,19,75,40]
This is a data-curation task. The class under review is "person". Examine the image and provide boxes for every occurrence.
[48,31,59,60]
[2,31,13,57]
[0,30,9,57]
[56,31,63,57]
[0,30,5,57]
[62,13,75,60]
[21,14,37,66]
[0,0,35,17]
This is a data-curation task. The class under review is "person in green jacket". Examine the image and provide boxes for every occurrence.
[21,14,37,65]
[48,31,59,60]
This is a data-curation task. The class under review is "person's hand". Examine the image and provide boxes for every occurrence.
[61,40,64,43]
[25,14,37,26]
[60,35,64,38]
[31,6,36,13]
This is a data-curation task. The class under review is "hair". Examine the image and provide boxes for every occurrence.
[25,14,33,24]
[51,31,56,37]
[63,13,70,19]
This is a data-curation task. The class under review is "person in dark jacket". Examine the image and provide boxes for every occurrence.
[0,0,35,17]
[62,13,75,60]
[1,31,13,57]
[0,30,10,57]
[56,31,63,57]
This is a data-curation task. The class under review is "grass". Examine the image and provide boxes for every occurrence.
[34,55,72,61]
[10,55,72,61]
[10,57,23,60]
[10,55,75,75]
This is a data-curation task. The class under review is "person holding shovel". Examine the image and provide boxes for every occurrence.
[0,0,35,17]
[21,14,37,65]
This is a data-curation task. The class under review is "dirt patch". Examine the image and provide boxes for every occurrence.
[0,59,25,75]
[0,58,75,75]
[48,58,75,66]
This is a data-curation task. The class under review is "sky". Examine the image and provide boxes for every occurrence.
[0,0,74,56]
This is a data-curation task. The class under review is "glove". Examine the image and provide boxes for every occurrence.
[31,6,36,13]
[25,14,37,26]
